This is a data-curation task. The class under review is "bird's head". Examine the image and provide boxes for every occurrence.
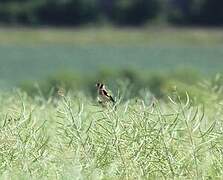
[96,83,104,89]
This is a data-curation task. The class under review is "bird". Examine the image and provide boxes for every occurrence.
[96,83,115,106]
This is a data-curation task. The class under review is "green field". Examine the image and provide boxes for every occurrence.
[0,28,223,179]
[0,27,223,87]
[0,87,222,179]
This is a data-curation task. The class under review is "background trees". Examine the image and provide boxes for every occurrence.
[0,0,222,26]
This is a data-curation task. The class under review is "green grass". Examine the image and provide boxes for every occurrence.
[0,84,222,179]
[0,28,223,178]
[0,27,223,45]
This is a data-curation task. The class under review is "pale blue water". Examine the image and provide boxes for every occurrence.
[0,44,222,86]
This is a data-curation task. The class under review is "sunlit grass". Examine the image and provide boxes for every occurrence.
[0,27,223,45]
[0,84,222,179]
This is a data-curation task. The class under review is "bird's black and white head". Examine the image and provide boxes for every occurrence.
[96,83,104,89]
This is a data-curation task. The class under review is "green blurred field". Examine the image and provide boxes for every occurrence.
[1,28,223,179]
[0,27,223,87]
[0,85,222,179]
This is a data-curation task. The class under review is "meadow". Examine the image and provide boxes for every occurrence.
[0,83,223,179]
[0,27,223,179]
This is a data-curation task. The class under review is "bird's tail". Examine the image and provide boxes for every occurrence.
[109,96,115,104]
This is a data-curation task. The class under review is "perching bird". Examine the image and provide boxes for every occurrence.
[96,83,115,105]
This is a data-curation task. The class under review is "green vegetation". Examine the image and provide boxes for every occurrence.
[0,27,222,101]
[0,78,223,179]
[18,68,203,102]
[1,27,223,45]
[0,0,223,26]
[167,0,223,26]
[106,0,160,26]
[0,26,222,179]
[0,0,159,26]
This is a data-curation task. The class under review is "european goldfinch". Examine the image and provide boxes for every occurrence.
[96,83,115,105]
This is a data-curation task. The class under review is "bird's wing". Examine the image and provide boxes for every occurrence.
[102,89,109,97]
[102,90,115,103]
[109,96,115,103]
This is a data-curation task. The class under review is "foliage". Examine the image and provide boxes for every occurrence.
[0,0,160,26]
[19,68,208,104]
[36,0,100,26]
[167,0,223,26]
[0,80,223,178]
[166,0,201,25]
[199,0,223,25]
[105,0,160,26]
[1,0,223,26]
[0,0,100,26]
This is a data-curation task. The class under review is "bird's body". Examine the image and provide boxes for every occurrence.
[96,83,115,105]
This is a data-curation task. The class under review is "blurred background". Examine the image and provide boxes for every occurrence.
[0,0,223,100]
